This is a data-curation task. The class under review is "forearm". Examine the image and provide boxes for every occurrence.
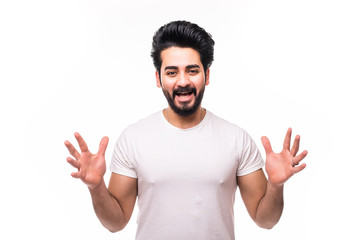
[89,179,127,232]
[254,182,284,229]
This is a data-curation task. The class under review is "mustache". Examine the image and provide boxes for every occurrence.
[173,86,196,99]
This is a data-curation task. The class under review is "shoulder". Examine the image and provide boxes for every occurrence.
[206,111,246,135]
[122,111,162,134]
[116,111,163,144]
[206,111,258,147]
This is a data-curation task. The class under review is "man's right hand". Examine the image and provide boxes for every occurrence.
[65,133,109,189]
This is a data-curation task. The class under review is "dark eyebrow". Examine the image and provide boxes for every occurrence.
[186,64,200,69]
[164,66,178,71]
[164,64,200,71]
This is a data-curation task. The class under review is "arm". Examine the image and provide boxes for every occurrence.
[237,128,308,229]
[237,169,283,229]
[65,133,137,232]
[90,174,137,232]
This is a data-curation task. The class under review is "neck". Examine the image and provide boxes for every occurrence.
[164,106,205,129]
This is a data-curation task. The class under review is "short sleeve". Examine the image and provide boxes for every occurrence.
[109,131,138,178]
[237,129,264,176]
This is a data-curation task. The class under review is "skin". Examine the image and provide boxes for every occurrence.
[238,128,307,229]
[156,47,210,129]
[65,46,308,232]
[65,133,137,232]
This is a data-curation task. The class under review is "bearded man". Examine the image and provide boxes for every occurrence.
[65,20,308,240]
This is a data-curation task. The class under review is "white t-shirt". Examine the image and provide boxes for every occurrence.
[110,110,264,240]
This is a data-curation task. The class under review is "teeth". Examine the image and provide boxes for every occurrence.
[178,92,191,95]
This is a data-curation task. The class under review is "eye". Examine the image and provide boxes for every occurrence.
[188,69,199,75]
[166,71,177,76]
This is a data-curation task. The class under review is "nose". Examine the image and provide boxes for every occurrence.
[177,72,191,87]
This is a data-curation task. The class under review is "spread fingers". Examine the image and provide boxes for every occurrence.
[64,140,80,159]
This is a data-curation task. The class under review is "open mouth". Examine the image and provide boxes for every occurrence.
[174,90,195,102]
[176,91,193,98]
[173,88,196,100]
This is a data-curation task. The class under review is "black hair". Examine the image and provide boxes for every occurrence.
[151,20,215,74]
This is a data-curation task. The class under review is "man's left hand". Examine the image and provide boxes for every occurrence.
[261,128,308,185]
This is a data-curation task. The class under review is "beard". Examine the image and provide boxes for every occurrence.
[162,85,205,117]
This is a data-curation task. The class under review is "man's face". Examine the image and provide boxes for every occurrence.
[156,47,209,116]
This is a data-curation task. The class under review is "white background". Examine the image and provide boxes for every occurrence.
[1,0,359,239]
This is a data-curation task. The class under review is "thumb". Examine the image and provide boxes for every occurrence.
[261,136,273,155]
[98,136,109,156]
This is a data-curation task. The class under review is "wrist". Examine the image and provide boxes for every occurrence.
[267,180,284,192]
[88,179,106,192]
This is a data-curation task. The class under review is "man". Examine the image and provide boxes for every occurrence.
[65,21,308,239]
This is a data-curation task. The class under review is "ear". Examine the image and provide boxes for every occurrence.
[205,68,210,86]
[156,71,162,88]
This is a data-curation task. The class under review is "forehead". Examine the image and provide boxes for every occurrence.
[160,47,202,70]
